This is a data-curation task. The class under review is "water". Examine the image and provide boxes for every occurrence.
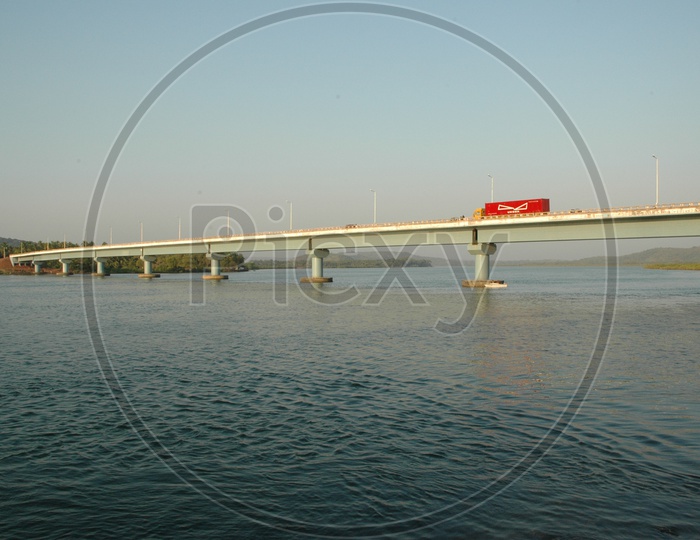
[1,266,698,539]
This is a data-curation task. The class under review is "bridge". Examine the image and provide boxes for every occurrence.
[10,202,700,285]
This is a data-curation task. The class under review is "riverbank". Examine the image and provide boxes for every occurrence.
[644,263,700,270]
[0,257,52,275]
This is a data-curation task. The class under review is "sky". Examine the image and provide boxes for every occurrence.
[2,0,699,259]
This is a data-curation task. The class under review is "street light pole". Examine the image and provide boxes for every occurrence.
[370,189,376,223]
[488,174,494,203]
[286,200,293,230]
[140,221,143,242]
[178,217,181,240]
[652,154,659,206]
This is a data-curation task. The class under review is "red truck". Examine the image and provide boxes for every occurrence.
[477,198,550,217]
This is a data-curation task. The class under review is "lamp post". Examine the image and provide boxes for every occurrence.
[652,154,659,206]
[140,221,143,242]
[286,200,293,230]
[370,189,377,223]
[177,217,181,240]
[488,174,494,203]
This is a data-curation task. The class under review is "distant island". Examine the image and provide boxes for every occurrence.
[250,253,432,270]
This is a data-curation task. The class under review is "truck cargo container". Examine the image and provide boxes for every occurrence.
[483,198,550,216]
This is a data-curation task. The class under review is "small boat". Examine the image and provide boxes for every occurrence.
[484,280,507,289]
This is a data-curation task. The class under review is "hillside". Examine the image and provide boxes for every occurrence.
[576,246,700,265]
[502,246,700,267]
[0,237,22,248]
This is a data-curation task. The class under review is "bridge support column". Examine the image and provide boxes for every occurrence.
[138,255,160,278]
[463,243,501,288]
[301,248,333,283]
[33,262,42,275]
[203,253,228,280]
[58,259,73,276]
[92,258,110,277]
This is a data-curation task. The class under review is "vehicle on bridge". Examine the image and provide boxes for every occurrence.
[473,198,550,218]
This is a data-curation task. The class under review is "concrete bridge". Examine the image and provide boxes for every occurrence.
[10,202,700,285]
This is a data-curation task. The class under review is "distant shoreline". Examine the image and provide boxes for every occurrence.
[643,263,700,271]
[4,242,700,274]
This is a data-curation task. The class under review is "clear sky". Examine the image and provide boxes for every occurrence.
[2,0,699,259]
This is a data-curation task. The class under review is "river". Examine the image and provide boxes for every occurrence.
[1,265,698,538]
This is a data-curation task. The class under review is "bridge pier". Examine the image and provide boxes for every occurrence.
[138,255,160,278]
[33,262,42,275]
[58,259,73,276]
[463,243,500,288]
[92,257,110,277]
[204,253,228,280]
[301,248,333,283]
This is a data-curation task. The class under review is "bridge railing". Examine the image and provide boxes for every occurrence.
[178,201,699,242]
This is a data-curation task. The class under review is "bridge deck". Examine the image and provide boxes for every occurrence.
[10,202,700,264]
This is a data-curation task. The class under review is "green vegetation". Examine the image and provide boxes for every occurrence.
[644,263,700,271]
[1,239,93,272]
[0,238,247,274]
[82,253,247,274]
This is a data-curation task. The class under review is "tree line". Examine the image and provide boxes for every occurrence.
[1,239,246,274]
